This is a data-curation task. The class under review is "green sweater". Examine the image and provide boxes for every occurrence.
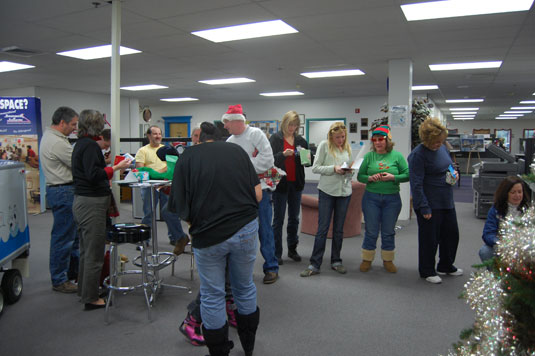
[357,150,409,194]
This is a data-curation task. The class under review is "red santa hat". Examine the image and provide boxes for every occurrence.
[221,104,246,122]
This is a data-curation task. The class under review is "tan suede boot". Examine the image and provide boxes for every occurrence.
[381,250,397,273]
[360,249,376,272]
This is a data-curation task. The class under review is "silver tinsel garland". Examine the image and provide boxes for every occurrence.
[444,205,535,356]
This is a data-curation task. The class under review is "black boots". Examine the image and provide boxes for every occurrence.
[288,247,302,262]
[236,307,260,356]
[202,323,234,356]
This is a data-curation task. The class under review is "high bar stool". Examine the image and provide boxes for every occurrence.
[104,223,154,323]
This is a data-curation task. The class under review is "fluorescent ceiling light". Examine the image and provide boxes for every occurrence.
[449,108,479,111]
[0,61,35,73]
[199,78,255,85]
[429,61,502,71]
[401,0,534,21]
[451,111,477,115]
[412,85,439,90]
[505,111,532,114]
[496,117,517,120]
[300,69,365,78]
[452,115,475,118]
[499,114,523,117]
[57,44,141,60]
[191,19,298,43]
[511,106,535,110]
[120,84,168,91]
[453,117,474,120]
[160,97,199,102]
[446,99,484,103]
[519,101,535,104]
[260,91,304,97]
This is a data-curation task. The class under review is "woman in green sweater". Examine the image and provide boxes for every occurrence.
[357,125,409,273]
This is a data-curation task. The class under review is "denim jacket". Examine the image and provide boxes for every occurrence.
[482,205,500,247]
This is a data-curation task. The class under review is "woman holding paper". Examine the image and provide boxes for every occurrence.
[357,125,409,273]
[408,117,461,284]
[300,122,353,277]
[269,111,309,264]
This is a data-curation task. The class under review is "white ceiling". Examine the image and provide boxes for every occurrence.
[1,0,534,120]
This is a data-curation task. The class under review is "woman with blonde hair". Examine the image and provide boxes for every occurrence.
[408,117,461,284]
[301,122,353,277]
[269,111,309,264]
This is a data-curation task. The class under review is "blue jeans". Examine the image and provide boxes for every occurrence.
[309,190,351,270]
[272,182,302,258]
[46,185,79,286]
[195,219,258,330]
[361,191,402,251]
[479,245,495,263]
[141,187,187,243]
[258,190,279,273]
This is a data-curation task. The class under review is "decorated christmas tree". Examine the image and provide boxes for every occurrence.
[445,206,535,355]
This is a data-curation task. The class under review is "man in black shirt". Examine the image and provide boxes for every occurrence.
[169,122,262,356]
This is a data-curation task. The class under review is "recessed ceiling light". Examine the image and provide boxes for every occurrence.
[199,78,256,85]
[412,85,439,90]
[496,117,518,120]
[449,108,480,111]
[300,69,365,78]
[160,97,199,102]
[57,44,141,60]
[120,84,168,91]
[451,111,477,115]
[499,114,523,117]
[191,19,298,43]
[401,0,534,21]
[453,117,474,120]
[259,91,304,97]
[0,61,35,73]
[446,99,484,103]
[504,111,532,114]
[520,101,535,104]
[429,61,502,71]
[511,106,535,110]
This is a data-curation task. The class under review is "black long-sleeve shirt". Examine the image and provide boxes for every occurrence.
[168,141,260,249]
[72,136,111,197]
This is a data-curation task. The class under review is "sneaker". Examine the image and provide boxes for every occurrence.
[277,257,284,266]
[52,281,78,293]
[173,235,191,256]
[425,275,442,284]
[300,268,320,277]
[226,300,237,328]
[288,249,302,262]
[179,314,205,346]
[263,271,278,284]
[331,264,347,274]
[437,268,463,276]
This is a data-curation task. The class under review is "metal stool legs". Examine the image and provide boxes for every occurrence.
[104,240,153,323]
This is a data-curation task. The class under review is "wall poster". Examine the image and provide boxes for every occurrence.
[0,97,43,213]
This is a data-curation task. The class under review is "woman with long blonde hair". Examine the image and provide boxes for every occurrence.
[300,122,353,277]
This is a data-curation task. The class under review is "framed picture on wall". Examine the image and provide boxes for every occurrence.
[361,118,368,127]
[299,114,305,126]
[361,129,368,140]
[349,122,357,133]
[298,127,304,136]
[524,129,535,138]
[473,128,490,135]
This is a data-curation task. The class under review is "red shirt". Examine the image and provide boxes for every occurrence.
[284,139,296,182]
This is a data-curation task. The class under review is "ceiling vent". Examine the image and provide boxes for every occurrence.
[0,46,43,57]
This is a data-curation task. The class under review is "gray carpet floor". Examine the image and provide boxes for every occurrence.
[0,201,484,356]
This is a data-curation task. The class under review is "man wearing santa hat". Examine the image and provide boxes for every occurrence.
[223,104,279,284]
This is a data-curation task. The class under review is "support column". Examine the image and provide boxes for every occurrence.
[110,0,121,200]
[388,59,412,221]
